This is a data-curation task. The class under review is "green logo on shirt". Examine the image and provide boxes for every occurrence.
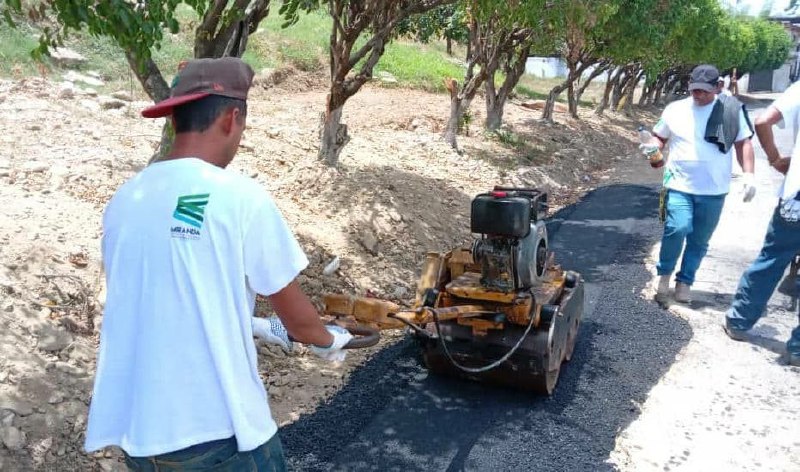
[173,193,210,229]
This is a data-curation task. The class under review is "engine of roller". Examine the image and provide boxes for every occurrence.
[470,189,549,292]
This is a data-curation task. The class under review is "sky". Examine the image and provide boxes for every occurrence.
[720,0,797,16]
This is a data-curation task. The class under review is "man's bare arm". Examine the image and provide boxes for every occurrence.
[734,138,754,174]
[268,280,333,347]
[755,105,790,174]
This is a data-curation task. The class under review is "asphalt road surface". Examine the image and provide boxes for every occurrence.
[280,145,700,471]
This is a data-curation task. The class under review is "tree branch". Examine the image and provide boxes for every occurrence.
[196,0,229,57]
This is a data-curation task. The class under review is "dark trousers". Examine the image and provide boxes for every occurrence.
[726,207,800,355]
[123,434,287,471]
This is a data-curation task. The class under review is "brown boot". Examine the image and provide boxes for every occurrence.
[654,275,670,304]
[674,282,691,304]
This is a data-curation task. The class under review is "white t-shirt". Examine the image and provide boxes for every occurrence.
[771,81,800,201]
[85,158,308,457]
[653,96,753,195]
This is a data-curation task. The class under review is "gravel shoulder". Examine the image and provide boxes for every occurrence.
[610,105,800,472]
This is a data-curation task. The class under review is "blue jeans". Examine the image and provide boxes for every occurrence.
[726,208,800,355]
[657,189,727,286]
[123,434,287,471]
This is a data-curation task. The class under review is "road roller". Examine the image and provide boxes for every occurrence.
[324,186,584,394]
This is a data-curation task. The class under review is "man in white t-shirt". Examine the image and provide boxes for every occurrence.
[643,64,755,304]
[724,81,800,367]
[84,57,354,470]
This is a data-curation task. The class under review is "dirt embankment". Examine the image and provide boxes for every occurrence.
[0,72,644,471]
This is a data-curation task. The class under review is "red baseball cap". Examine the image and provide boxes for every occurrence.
[141,57,255,118]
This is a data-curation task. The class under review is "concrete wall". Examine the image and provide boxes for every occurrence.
[525,57,608,82]
[525,57,568,78]
[774,63,793,92]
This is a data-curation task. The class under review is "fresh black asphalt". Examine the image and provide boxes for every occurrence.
[281,161,694,471]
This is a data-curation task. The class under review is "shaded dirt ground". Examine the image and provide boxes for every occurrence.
[0,72,643,470]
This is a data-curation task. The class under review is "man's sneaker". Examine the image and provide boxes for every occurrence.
[722,322,748,342]
[674,282,691,303]
[655,275,670,303]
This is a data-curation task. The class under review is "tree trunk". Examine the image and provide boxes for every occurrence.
[664,71,684,103]
[653,74,668,106]
[444,93,470,148]
[595,66,621,116]
[319,107,348,165]
[542,82,568,121]
[443,97,461,148]
[645,73,666,106]
[566,61,579,118]
[567,81,578,118]
[446,37,453,56]
[441,14,488,150]
[544,57,592,122]
[611,71,630,110]
[622,69,643,113]
[124,51,173,164]
[644,75,661,106]
[125,52,170,102]
[654,82,664,106]
[194,0,271,58]
[575,62,610,106]
[443,76,479,149]
[444,76,460,147]
[127,1,271,166]
[485,103,503,131]
[483,42,530,131]
[485,79,503,131]
[638,80,650,106]
[318,87,349,165]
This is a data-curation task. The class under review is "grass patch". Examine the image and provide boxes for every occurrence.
[515,75,603,108]
[0,21,50,76]
[515,84,549,101]
[1,7,606,108]
[248,11,330,71]
[375,40,465,92]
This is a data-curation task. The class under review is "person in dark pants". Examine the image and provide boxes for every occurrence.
[84,57,354,470]
[724,81,800,367]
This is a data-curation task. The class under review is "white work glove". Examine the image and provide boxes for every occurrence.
[252,316,293,352]
[638,143,659,159]
[780,198,800,223]
[740,173,756,203]
[309,325,353,362]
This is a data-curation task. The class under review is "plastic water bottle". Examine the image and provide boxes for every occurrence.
[638,126,664,168]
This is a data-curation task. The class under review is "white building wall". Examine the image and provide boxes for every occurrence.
[525,57,609,82]
[525,57,567,78]
[773,63,792,92]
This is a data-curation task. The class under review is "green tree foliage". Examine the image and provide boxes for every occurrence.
[2,0,271,102]
[740,17,793,72]
[592,0,791,113]
[397,3,468,48]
